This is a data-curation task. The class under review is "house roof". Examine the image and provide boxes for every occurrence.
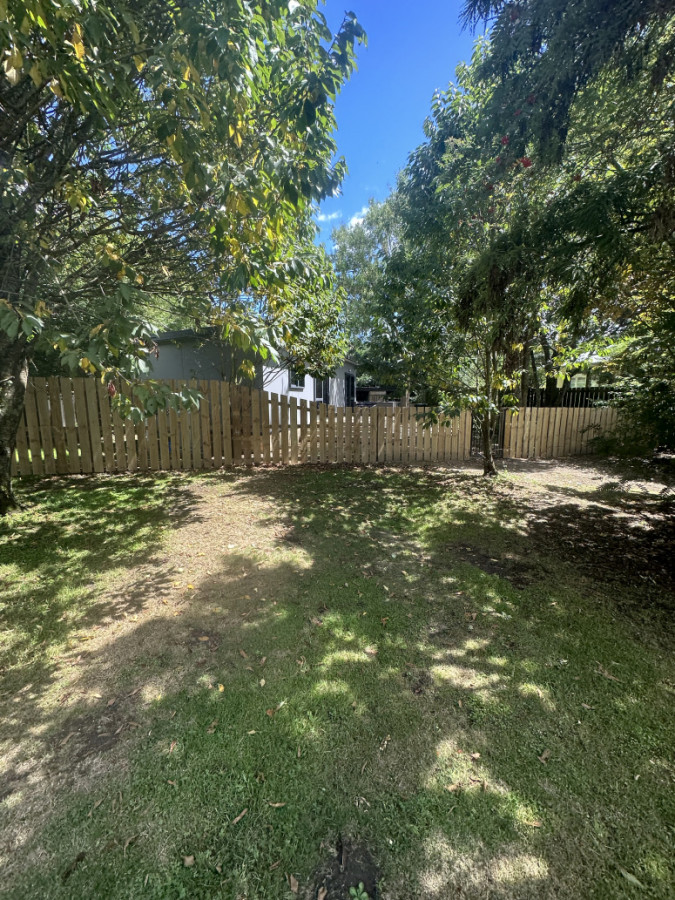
[154,328,357,371]
[154,328,218,344]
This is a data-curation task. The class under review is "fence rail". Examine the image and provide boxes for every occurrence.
[11,378,618,477]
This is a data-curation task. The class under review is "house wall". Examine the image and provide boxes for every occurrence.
[329,363,357,406]
[148,333,357,407]
[261,365,317,403]
[148,338,232,382]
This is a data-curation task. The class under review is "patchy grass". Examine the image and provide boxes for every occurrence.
[1,461,673,899]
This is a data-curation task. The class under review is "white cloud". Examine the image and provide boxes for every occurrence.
[316,211,341,223]
[348,205,369,227]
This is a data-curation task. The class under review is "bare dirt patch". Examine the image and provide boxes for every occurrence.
[308,835,380,900]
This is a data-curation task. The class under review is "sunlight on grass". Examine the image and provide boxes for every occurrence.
[1,466,673,899]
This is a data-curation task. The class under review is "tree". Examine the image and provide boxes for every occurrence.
[462,0,675,453]
[0,0,365,511]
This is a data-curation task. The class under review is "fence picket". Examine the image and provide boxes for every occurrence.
[258,390,268,464]
[298,399,308,463]
[32,378,55,474]
[210,381,223,468]
[280,396,290,465]
[328,405,336,463]
[290,397,298,465]
[319,403,327,462]
[251,389,262,465]
[167,383,181,470]
[48,377,68,474]
[336,405,344,464]
[221,383,233,467]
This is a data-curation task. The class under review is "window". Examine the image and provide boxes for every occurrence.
[344,372,356,406]
[289,367,305,390]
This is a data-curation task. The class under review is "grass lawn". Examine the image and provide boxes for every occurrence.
[1,461,673,899]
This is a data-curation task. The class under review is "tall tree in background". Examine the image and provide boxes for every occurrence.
[463,0,675,451]
[0,0,365,511]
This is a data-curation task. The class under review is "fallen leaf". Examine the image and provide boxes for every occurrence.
[187,584,195,590]
[582,703,594,710]
[268,801,286,808]
[169,710,176,719]
[297,746,301,758]
[445,783,461,792]
[310,616,323,626]
[107,698,116,707]
[206,720,218,734]
[232,808,247,825]
[289,873,299,894]
[617,866,644,888]
[215,864,222,874]
[60,731,77,747]
[381,617,389,626]
[62,851,86,882]
[167,780,176,786]
[239,649,248,659]
[266,708,275,717]
[123,835,139,855]
[218,684,225,692]
[183,855,195,867]
[260,656,267,666]
[87,798,104,817]
[318,888,328,900]
[596,662,621,682]
[471,752,481,760]
[198,636,210,642]
[361,761,368,774]
[538,749,551,764]
[364,646,377,657]
[524,819,542,828]
[169,740,177,754]
[270,860,281,871]
[247,729,257,735]
[259,678,265,687]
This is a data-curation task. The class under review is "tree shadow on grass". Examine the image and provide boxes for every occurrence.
[2,466,674,899]
[0,474,202,684]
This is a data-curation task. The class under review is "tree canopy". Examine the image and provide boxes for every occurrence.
[0,0,365,509]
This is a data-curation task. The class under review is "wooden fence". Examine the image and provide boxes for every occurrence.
[11,378,617,477]
[502,405,618,459]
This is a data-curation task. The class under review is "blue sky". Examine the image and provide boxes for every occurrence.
[315,1,480,245]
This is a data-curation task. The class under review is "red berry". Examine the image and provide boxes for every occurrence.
[107,381,117,398]
[520,156,533,168]
[501,135,510,145]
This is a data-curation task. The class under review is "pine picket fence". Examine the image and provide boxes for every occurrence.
[11,378,618,477]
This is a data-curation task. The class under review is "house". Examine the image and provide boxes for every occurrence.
[147,329,357,407]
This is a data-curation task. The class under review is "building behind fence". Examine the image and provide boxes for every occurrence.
[11,377,618,477]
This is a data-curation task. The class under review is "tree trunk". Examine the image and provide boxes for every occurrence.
[482,349,498,476]
[0,332,29,515]
[482,412,497,476]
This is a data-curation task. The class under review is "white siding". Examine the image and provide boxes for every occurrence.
[261,364,317,403]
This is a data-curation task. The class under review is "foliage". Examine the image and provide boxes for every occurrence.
[0,0,365,509]
[0,0,364,375]
[461,0,675,451]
